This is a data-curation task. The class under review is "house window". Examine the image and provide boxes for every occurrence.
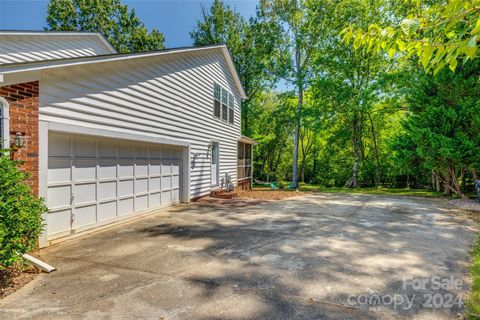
[228,93,234,124]
[0,98,9,150]
[237,141,252,180]
[213,82,234,125]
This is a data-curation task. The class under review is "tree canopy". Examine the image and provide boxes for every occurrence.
[46,0,165,53]
[343,0,480,73]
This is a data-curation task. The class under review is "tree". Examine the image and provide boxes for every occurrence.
[392,62,480,197]
[46,0,165,53]
[343,0,480,74]
[256,0,330,188]
[309,0,394,188]
[190,0,274,136]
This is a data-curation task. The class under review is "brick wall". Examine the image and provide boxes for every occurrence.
[0,81,39,194]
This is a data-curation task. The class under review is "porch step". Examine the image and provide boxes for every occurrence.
[210,189,238,199]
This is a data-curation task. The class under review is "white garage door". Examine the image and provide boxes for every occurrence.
[46,133,183,240]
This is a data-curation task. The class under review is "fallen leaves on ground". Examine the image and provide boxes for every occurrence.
[237,188,308,200]
[0,264,40,299]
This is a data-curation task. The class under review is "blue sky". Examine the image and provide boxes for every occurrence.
[0,0,258,48]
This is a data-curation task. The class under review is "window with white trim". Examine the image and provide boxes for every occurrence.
[213,82,234,125]
[0,98,9,150]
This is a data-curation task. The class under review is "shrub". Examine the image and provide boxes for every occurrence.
[0,154,46,268]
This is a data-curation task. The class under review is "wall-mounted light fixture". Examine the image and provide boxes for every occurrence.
[207,142,214,158]
[12,132,26,148]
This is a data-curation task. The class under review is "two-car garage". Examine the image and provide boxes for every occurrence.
[45,132,187,241]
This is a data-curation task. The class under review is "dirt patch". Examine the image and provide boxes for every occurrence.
[1,264,40,299]
[237,188,308,200]
[194,196,269,207]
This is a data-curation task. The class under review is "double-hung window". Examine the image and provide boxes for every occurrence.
[213,82,234,125]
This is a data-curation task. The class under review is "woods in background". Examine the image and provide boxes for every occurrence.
[45,0,479,197]
[191,0,479,197]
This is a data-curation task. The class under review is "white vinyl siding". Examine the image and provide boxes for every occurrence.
[0,34,115,65]
[40,48,241,198]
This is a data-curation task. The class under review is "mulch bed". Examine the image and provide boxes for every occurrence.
[237,188,308,200]
[0,264,40,299]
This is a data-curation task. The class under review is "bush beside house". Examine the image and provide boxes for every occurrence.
[0,155,46,268]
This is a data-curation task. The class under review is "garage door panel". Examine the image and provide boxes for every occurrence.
[172,147,182,160]
[119,180,134,197]
[119,198,134,216]
[73,205,96,228]
[161,160,171,175]
[48,159,71,183]
[75,137,96,158]
[49,134,71,157]
[47,209,71,235]
[136,195,148,211]
[99,140,116,157]
[161,191,171,204]
[99,159,117,179]
[118,143,134,158]
[172,175,179,188]
[161,176,171,190]
[75,159,96,181]
[172,189,180,202]
[98,201,117,221]
[47,133,183,240]
[136,145,149,159]
[149,192,161,207]
[118,159,134,177]
[150,159,161,175]
[48,185,71,208]
[150,177,161,192]
[150,147,161,159]
[99,181,116,200]
[136,159,148,176]
[136,178,148,194]
[75,183,96,205]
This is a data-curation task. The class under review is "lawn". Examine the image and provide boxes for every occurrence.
[467,233,480,319]
[297,185,444,197]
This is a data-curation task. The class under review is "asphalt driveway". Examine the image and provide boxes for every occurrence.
[1,193,477,320]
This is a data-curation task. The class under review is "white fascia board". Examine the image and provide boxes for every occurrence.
[221,46,247,99]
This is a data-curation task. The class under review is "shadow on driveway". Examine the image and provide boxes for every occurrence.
[0,193,477,319]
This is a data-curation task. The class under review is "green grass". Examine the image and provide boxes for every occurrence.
[296,185,444,197]
[467,233,480,319]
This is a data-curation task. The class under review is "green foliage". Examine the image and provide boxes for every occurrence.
[391,63,480,195]
[190,0,274,136]
[0,156,46,269]
[46,0,165,53]
[343,0,480,74]
[466,231,480,319]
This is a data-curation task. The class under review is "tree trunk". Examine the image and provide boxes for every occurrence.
[473,169,479,181]
[444,171,452,195]
[300,160,306,183]
[292,46,303,189]
[345,112,359,188]
[449,166,467,198]
[368,112,381,186]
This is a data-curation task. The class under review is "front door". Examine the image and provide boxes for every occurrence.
[211,142,219,186]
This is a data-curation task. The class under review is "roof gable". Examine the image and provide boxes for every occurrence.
[0,43,246,99]
[0,31,116,65]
